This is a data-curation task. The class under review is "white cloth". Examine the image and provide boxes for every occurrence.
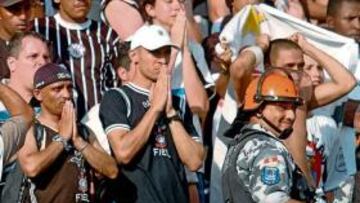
[172,40,215,90]
[219,4,359,123]
[306,115,337,160]
[306,114,356,192]
[81,104,111,155]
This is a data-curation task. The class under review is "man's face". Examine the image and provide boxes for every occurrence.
[38,80,73,116]
[0,2,31,36]
[58,0,91,23]
[327,1,360,42]
[148,0,183,29]
[303,55,324,87]
[10,36,51,90]
[136,46,171,82]
[271,48,305,71]
[261,102,296,135]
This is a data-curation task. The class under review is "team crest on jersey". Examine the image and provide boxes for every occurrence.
[154,125,167,148]
[153,124,171,158]
[68,43,86,59]
[155,134,167,148]
[261,166,280,185]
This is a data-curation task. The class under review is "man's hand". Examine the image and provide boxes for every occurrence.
[58,100,73,141]
[289,33,309,50]
[150,67,169,113]
[288,70,313,104]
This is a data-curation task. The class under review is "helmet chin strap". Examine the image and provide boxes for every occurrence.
[261,115,293,140]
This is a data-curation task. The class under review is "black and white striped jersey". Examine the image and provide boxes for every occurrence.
[32,13,120,118]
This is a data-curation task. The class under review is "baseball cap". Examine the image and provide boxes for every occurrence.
[130,24,177,51]
[0,0,23,7]
[34,63,72,89]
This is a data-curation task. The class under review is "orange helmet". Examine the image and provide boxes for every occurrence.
[243,69,303,111]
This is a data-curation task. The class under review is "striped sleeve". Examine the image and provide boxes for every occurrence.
[99,89,130,135]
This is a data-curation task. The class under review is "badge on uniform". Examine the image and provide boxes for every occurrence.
[261,166,280,185]
[68,43,86,59]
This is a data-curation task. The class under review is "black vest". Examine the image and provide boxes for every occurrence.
[221,126,315,203]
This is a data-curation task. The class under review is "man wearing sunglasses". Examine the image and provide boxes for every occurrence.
[0,0,31,79]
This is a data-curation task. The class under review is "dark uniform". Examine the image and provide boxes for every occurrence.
[222,123,312,203]
[99,83,197,203]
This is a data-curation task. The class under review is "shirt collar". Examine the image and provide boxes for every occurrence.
[54,13,91,30]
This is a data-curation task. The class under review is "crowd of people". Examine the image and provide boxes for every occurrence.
[0,0,359,202]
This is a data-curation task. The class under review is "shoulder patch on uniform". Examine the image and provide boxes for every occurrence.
[261,166,280,185]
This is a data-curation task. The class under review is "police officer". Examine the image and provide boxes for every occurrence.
[222,69,312,203]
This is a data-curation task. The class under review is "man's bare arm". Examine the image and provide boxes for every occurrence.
[168,113,205,171]
[297,35,356,109]
[0,83,32,126]
[73,135,118,179]
[182,47,209,117]
[104,0,144,41]
[107,107,160,164]
[18,126,67,177]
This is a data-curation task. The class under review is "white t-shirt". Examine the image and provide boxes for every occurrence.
[306,114,355,192]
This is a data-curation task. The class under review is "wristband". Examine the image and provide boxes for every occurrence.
[242,46,264,67]
[52,134,72,151]
[166,111,182,124]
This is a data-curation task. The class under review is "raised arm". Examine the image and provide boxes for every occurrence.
[183,0,203,43]
[0,84,33,164]
[230,35,270,104]
[0,83,33,126]
[293,34,356,109]
[170,9,209,116]
[182,45,209,116]
[104,0,144,40]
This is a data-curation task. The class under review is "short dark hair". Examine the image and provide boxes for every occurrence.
[114,41,131,71]
[266,38,302,65]
[7,31,51,58]
[327,0,360,17]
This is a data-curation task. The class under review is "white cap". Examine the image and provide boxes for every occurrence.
[130,24,176,51]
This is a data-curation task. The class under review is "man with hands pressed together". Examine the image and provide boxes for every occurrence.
[100,24,204,203]
[18,63,118,203]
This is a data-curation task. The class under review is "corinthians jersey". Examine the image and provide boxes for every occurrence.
[32,13,119,118]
